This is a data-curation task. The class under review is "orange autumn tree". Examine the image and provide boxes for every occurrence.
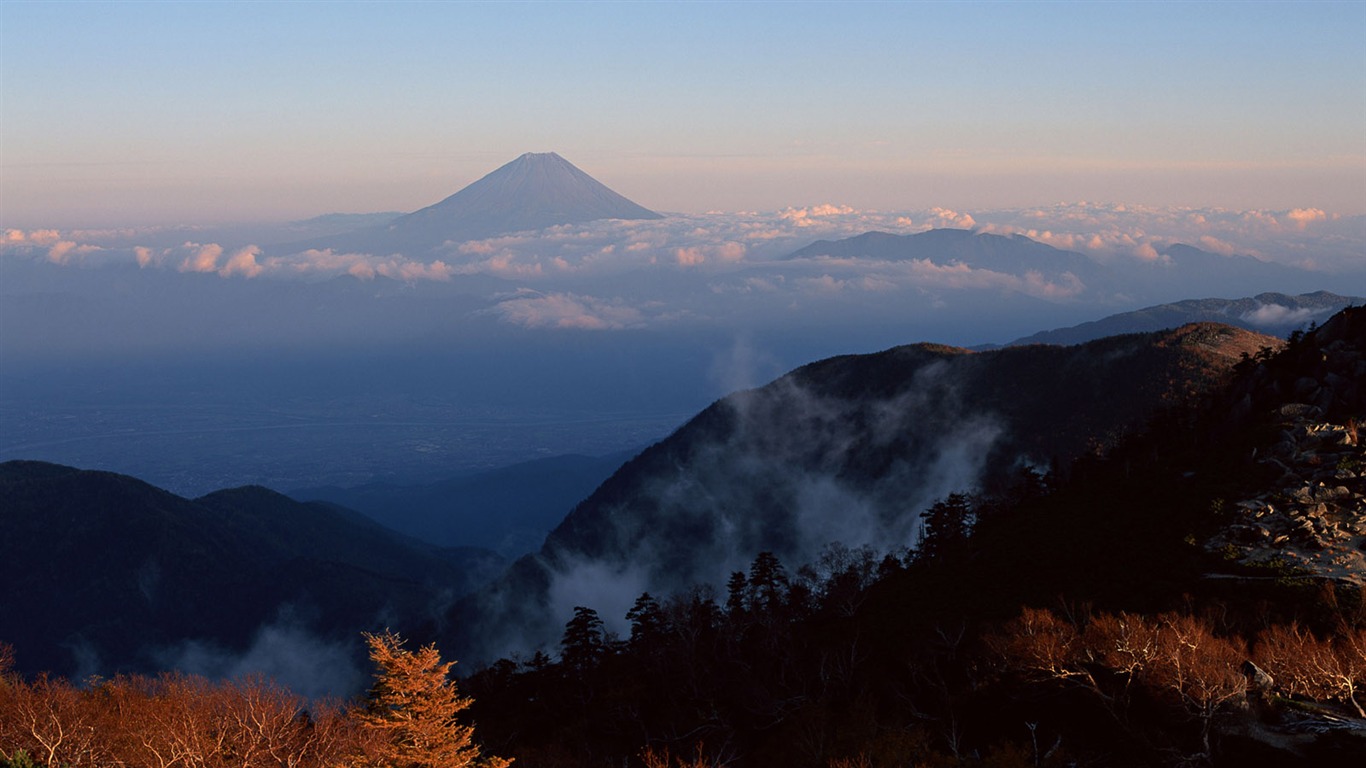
[360,631,510,768]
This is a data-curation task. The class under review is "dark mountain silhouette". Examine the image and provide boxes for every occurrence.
[292,152,661,258]
[449,322,1278,661]
[290,451,634,558]
[461,311,1366,768]
[0,462,503,681]
[994,290,1360,348]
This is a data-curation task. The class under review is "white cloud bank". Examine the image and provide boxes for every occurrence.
[7,202,1359,278]
[3,203,1361,335]
[1239,303,1329,328]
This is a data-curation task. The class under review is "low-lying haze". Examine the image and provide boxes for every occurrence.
[3,195,1362,494]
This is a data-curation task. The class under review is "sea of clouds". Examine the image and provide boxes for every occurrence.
[6,203,1362,338]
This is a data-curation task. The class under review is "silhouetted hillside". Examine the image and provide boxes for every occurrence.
[450,322,1277,662]
[462,307,1366,768]
[0,462,501,686]
[290,451,633,557]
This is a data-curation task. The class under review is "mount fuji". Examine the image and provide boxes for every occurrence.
[290,152,662,258]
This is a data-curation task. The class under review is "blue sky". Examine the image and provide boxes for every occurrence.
[3,1,1363,226]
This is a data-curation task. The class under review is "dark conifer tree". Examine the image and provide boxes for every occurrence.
[725,571,749,619]
[561,606,608,672]
[746,551,790,616]
[625,592,668,650]
[917,492,973,561]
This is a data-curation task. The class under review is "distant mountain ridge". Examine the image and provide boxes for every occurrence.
[787,228,1101,276]
[996,290,1360,348]
[290,451,634,558]
[783,228,1331,302]
[291,152,661,257]
[287,211,404,232]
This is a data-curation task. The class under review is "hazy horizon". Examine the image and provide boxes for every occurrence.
[2,1,1364,496]
[3,1,1363,228]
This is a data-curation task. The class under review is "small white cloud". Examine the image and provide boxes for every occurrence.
[715,241,746,263]
[808,203,856,217]
[47,241,79,264]
[673,241,746,267]
[1285,208,1328,230]
[1132,243,1163,263]
[46,241,104,265]
[675,246,707,266]
[1240,304,1317,327]
[382,259,453,282]
[1195,235,1238,256]
[178,243,223,273]
[797,274,847,294]
[489,291,647,330]
[7,228,63,246]
[929,207,975,229]
[1021,270,1086,299]
[779,204,857,227]
[218,245,263,278]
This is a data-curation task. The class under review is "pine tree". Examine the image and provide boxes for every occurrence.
[746,551,789,614]
[725,571,748,619]
[561,606,609,672]
[625,592,668,650]
[917,492,973,561]
[360,630,510,768]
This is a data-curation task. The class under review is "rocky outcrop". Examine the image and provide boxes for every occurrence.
[1208,405,1365,583]
[1206,308,1366,584]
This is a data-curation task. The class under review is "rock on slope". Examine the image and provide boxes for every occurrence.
[1203,308,1366,584]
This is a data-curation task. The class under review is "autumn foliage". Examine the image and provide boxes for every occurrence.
[991,606,1366,758]
[639,744,726,768]
[0,671,366,768]
[0,635,508,768]
[1253,621,1366,718]
[359,631,510,768]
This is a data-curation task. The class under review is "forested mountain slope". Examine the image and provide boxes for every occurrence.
[450,322,1277,663]
[462,309,1366,768]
